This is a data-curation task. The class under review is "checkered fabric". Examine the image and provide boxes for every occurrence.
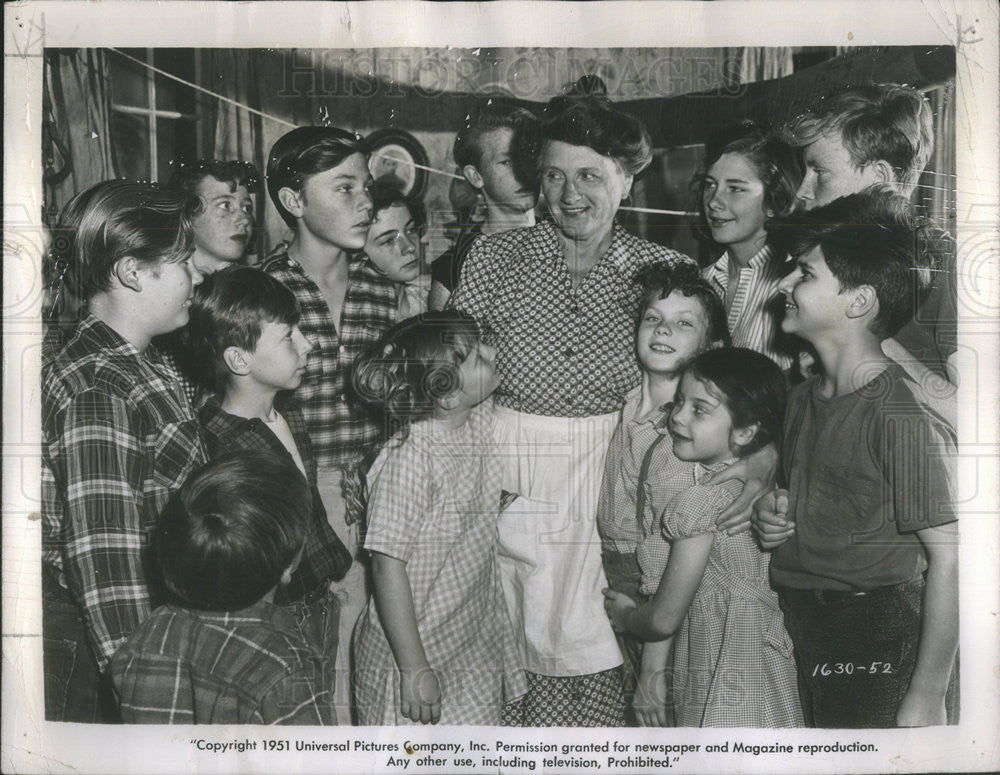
[41,314,208,670]
[662,462,802,727]
[198,397,352,604]
[111,601,335,724]
[449,221,693,417]
[263,251,397,469]
[354,404,527,725]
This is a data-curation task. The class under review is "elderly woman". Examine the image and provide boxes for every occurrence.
[450,87,693,726]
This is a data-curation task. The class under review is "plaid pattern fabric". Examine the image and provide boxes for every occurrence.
[41,314,208,670]
[354,404,527,724]
[661,462,802,727]
[263,251,397,469]
[111,601,335,724]
[449,221,694,416]
[702,244,795,370]
[199,397,352,603]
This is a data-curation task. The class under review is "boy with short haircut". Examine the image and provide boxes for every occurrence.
[760,188,958,728]
[111,451,336,725]
[781,83,957,394]
[428,102,538,310]
[597,262,730,726]
[188,266,353,665]
[41,180,206,722]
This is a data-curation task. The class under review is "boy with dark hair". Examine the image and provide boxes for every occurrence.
[757,188,958,728]
[111,451,336,725]
[187,266,352,669]
[781,83,957,397]
[41,180,206,722]
[263,125,395,721]
[428,102,538,309]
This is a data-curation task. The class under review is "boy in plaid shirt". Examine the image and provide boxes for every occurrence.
[112,451,336,725]
[41,180,206,722]
[187,266,352,695]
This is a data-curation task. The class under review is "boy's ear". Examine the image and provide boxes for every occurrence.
[846,284,879,321]
[871,159,895,186]
[222,346,252,377]
[731,422,759,450]
[113,256,144,293]
[277,186,305,220]
[462,165,485,191]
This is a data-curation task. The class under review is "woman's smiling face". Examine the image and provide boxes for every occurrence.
[540,140,632,244]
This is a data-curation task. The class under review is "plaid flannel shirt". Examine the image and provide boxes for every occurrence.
[199,397,352,602]
[263,251,397,470]
[111,601,335,724]
[41,314,208,670]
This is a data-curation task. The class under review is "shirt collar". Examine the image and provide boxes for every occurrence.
[693,457,739,484]
[78,312,162,363]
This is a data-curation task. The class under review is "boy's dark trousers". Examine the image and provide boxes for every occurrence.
[602,550,673,726]
[777,575,958,728]
[42,566,121,723]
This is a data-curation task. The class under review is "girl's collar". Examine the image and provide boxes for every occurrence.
[693,457,739,484]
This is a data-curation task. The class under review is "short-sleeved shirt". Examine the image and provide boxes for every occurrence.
[42,314,208,669]
[702,244,795,370]
[449,221,694,416]
[263,251,397,469]
[198,397,352,603]
[431,225,483,293]
[111,601,334,725]
[354,404,526,724]
[771,364,958,591]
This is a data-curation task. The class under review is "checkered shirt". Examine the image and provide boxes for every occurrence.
[198,397,352,603]
[41,314,208,670]
[111,601,335,724]
[263,251,397,469]
[449,221,694,416]
[354,404,527,724]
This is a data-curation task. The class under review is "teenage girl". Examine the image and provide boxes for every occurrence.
[351,311,525,725]
[603,347,803,727]
[697,124,802,370]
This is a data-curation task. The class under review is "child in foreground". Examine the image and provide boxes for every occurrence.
[604,347,803,727]
[756,189,958,728]
[111,451,335,725]
[351,311,526,725]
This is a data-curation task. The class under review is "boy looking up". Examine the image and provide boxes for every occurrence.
[41,181,206,721]
[428,103,538,310]
[112,451,336,725]
[760,189,958,728]
[188,267,353,665]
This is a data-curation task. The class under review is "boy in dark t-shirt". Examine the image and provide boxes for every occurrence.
[754,189,958,728]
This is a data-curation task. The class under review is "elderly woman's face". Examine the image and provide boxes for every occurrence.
[540,141,633,243]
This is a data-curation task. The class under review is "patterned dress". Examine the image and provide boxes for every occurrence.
[662,462,802,727]
[353,404,526,725]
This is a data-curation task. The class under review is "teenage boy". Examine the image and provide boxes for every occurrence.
[759,189,958,728]
[263,125,396,721]
[782,83,958,398]
[428,103,539,310]
[111,451,336,725]
[41,181,206,722]
[188,266,353,667]
[597,262,729,726]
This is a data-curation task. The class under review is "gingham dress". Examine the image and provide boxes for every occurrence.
[663,462,802,728]
[354,404,526,725]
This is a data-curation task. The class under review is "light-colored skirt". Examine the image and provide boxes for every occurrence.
[493,407,624,677]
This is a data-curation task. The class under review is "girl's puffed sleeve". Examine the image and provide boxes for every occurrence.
[661,482,741,541]
[363,438,433,562]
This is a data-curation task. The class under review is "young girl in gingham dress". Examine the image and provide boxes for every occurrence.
[352,311,526,725]
[604,348,803,727]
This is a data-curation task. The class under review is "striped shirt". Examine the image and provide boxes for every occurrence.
[111,602,335,724]
[41,314,208,669]
[702,244,794,370]
[450,221,694,416]
[263,251,397,469]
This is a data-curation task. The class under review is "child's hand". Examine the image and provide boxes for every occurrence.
[399,665,442,724]
[633,666,671,727]
[602,588,637,632]
[896,687,946,727]
[751,487,794,550]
